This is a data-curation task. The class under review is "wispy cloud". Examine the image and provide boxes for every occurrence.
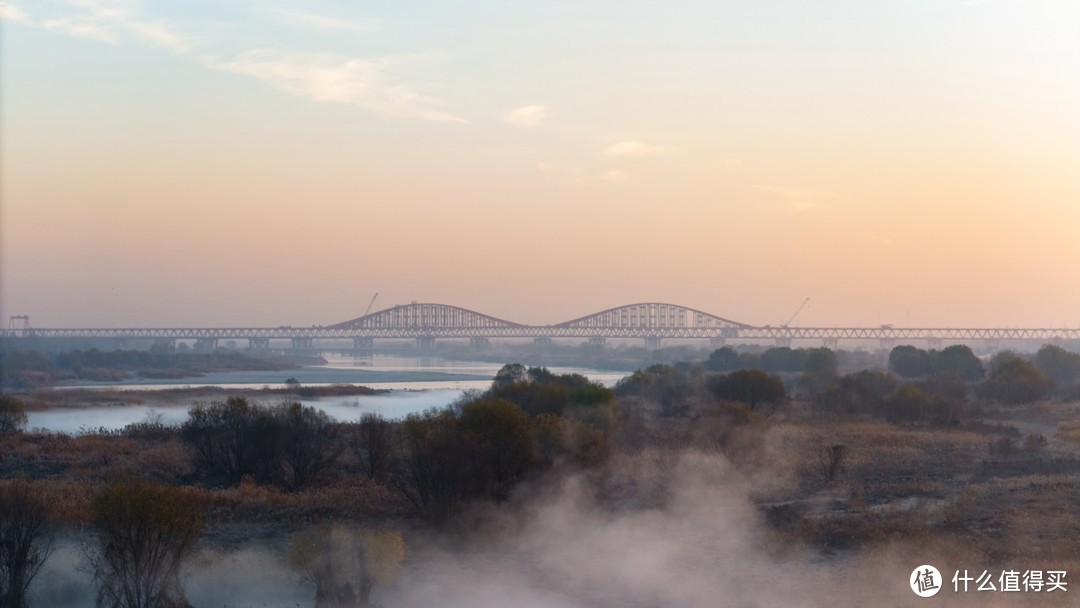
[604,140,677,157]
[208,50,467,123]
[501,105,548,127]
[43,16,119,44]
[276,9,373,33]
[2,0,190,52]
[13,1,464,124]
[0,1,29,23]
[752,185,838,211]
[65,0,190,53]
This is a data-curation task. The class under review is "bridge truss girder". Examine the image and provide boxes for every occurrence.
[1,302,1076,344]
[4,326,1078,343]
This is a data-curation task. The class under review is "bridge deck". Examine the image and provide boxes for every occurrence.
[5,303,1076,343]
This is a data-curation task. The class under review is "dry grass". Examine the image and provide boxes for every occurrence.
[758,400,1080,572]
[1056,420,1080,444]
[193,477,410,524]
[1,431,192,484]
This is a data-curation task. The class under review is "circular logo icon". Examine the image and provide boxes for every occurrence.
[911,565,942,597]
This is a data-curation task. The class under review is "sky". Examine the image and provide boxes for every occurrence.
[1,0,1078,329]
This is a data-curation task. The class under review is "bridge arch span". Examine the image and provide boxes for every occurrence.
[554,302,755,330]
[327,302,525,332]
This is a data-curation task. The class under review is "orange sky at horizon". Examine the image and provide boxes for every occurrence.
[2,0,1078,329]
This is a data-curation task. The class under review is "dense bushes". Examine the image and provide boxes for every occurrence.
[398,398,536,521]
[181,397,341,489]
[812,370,963,424]
[979,353,1054,405]
[889,344,984,380]
[705,346,838,376]
[707,369,786,410]
[614,365,695,415]
[814,370,898,416]
[395,367,629,520]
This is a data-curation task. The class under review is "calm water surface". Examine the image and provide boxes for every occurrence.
[29,354,629,432]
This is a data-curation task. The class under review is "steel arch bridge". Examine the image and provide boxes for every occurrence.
[3,302,1078,347]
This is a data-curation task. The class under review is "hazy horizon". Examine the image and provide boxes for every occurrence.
[2,0,1078,329]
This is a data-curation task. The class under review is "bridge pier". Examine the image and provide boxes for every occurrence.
[587,337,606,348]
[774,338,792,348]
[926,338,942,350]
[152,339,176,352]
[823,339,839,349]
[533,337,553,347]
[194,338,218,353]
[879,338,896,352]
[644,336,662,350]
[709,337,727,348]
[416,336,436,352]
[470,337,490,350]
[249,337,270,350]
[292,337,314,350]
[352,337,374,354]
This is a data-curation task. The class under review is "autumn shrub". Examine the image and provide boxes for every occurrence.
[289,523,404,608]
[0,395,28,434]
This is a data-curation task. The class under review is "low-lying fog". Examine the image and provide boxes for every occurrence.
[28,450,993,608]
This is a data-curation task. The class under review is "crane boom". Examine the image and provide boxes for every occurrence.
[363,293,379,316]
[782,297,810,327]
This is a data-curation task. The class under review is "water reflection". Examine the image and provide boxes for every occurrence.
[26,389,470,434]
[29,355,629,434]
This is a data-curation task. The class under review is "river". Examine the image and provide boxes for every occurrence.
[26,354,631,433]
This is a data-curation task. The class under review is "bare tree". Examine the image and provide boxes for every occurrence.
[819,444,847,484]
[352,413,394,481]
[88,481,204,608]
[277,402,343,489]
[0,480,54,608]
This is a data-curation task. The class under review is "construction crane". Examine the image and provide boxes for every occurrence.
[362,293,379,316]
[781,298,810,328]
